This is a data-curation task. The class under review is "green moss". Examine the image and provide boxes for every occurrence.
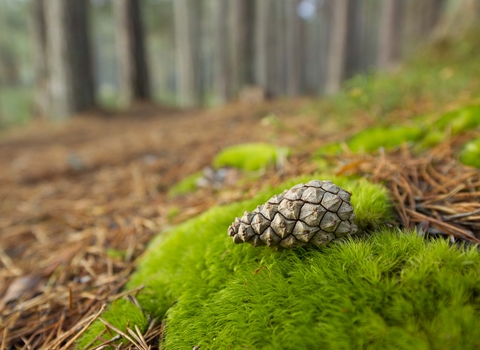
[105,248,126,260]
[459,137,480,168]
[78,175,391,348]
[213,143,290,171]
[162,231,480,349]
[434,105,480,135]
[313,127,425,158]
[314,142,343,156]
[347,126,424,153]
[167,172,202,197]
[76,298,148,349]
[167,206,180,221]
[80,175,480,349]
[418,129,445,149]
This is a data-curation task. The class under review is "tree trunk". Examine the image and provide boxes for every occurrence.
[377,0,403,70]
[113,0,150,107]
[173,0,202,108]
[28,0,49,117]
[255,0,276,96]
[229,0,255,97]
[270,0,285,96]
[402,0,444,55]
[212,0,230,105]
[325,0,350,95]
[285,0,301,96]
[44,0,95,120]
[345,0,365,78]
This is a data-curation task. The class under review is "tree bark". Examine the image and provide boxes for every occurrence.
[255,0,276,96]
[377,0,403,70]
[44,0,95,120]
[113,0,150,107]
[325,0,350,95]
[229,0,255,97]
[402,0,444,55]
[173,0,202,108]
[28,0,49,117]
[212,0,230,105]
[271,0,286,96]
[285,0,301,96]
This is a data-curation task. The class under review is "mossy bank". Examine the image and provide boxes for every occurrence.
[78,175,480,349]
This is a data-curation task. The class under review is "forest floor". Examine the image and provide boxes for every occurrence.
[0,99,351,348]
[1,95,479,348]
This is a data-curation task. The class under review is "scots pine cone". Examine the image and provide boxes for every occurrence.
[227,180,358,248]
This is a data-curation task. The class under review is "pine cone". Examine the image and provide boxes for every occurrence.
[227,180,358,248]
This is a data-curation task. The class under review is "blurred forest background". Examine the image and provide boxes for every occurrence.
[0,0,479,126]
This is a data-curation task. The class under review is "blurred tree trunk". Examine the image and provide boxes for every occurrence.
[113,0,150,107]
[270,0,284,96]
[44,0,95,120]
[345,0,366,78]
[402,0,444,55]
[433,0,480,40]
[28,0,49,117]
[255,0,276,96]
[212,0,230,105]
[377,0,403,70]
[230,0,255,96]
[174,0,202,108]
[325,0,350,95]
[285,0,301,96]
[317,6,331,94]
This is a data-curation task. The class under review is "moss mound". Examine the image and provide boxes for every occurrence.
[347,126,424,153]
[460,137,480,168]
[162,231,480,349]
[314,126,423,157]
[213,143,289,171]
[77,175,390,348]
[78,170,480,350]
[167,171,203,197]
[434,105,480,135]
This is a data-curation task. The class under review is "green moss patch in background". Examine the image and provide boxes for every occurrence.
[314,142,343,157]
[347,126,424,153]
[167,171,203,197]
[213,143,290,171]
[433,105,480,135]
[460,137,480,168]
[314,126,424,157]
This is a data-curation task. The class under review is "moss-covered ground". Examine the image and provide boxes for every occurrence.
[79,177,480,349]
[78,174,480,349]
[77,175,391,348]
